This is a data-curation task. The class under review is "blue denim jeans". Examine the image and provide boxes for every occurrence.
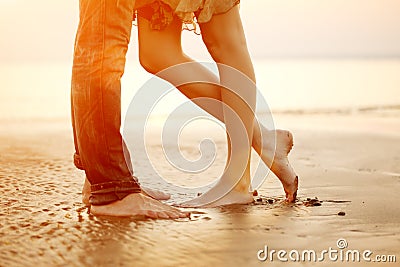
[71,0,141,205]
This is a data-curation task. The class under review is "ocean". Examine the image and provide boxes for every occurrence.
[1,58,399,120]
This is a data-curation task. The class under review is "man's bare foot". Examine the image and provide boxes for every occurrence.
[254,127,299,202]
[90,193,190,219]
[81,178,171,206]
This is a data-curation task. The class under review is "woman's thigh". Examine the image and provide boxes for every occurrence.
[199,6,249,62]
[137,13,185,72]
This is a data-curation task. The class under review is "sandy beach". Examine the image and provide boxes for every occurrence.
[1,0,400,265]
[0,111,399,267]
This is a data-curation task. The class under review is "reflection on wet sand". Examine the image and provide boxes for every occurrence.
[1,114,400,266]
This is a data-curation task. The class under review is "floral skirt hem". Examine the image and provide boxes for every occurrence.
[133,0,240,33]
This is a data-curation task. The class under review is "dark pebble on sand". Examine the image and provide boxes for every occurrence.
[197,192,202,196]
[267,199,274,204]
[338,211,346,216]
[253,190,258,196]
[303,197,322,207]
[256,197,262,202]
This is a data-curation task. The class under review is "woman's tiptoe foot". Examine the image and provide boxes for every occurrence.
[284,175,298,203]
[255,128,299,202]
[141,186,171,201]
[90,193,190,219]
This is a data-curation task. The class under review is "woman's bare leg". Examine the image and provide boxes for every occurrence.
[138,9,297,203]
[191,5,257,206]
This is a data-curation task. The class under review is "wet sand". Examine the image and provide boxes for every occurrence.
[1,113,399,266]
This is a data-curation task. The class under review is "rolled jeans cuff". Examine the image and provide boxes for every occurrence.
[89,180,142,206]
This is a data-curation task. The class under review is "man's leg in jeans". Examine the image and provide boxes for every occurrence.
[71,0,188,219]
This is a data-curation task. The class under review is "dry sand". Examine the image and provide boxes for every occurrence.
[0,113,399,266]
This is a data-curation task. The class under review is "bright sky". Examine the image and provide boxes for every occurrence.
[0,0,399,62]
